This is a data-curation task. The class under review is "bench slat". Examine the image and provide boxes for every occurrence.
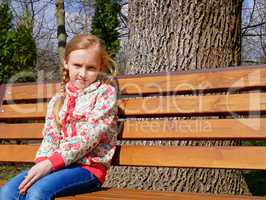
[0,180,264,200]
[121,118,266,140]
[0,145,38,162]
[119,92,266,116]
[1,92,266,119]
[1,118,266,140]
[3,82,59,101]
[118,65,266,95]
[1,145,266,170]
[57,188,266,200]
[0,103,47,119]
[0,123,43,139]
[3,66,266,101]
[116,146,266,170]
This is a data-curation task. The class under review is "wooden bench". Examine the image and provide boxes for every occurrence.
[1,65,266,199]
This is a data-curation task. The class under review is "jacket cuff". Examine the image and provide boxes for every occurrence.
[35,157,47,164]
[48,153,65,171]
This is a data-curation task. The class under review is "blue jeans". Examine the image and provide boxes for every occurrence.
[0,164,101,200]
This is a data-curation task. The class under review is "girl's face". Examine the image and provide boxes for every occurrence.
[64,47,102,90]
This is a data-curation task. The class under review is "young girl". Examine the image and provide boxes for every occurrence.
[0,34,118,200]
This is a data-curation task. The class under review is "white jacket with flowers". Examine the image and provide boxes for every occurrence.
[35,80,118,172]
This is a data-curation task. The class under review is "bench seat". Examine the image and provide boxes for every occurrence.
[1,65,266,199]
[0,180,264,200]
[58,188,266,200]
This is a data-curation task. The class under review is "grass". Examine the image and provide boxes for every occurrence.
[243,170,266,196]
[0,164,32,181]
[240,140,266,196]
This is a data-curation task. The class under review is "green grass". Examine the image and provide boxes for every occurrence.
[0,164,32,181]
[243,170,266,196]
[241,140,266,146]
[241,141,266,196]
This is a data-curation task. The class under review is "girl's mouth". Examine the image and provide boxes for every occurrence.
[76,79,86,84]
[77,78,86,81]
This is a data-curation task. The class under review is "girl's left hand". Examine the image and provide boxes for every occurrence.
[18,159,52,194]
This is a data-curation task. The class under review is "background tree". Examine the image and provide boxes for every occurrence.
[55,0,67,65]
[104,0,251,195]
[0,2,12,35]
[91,0,121,56]
[0,2,36,84]
[242,0,266,64]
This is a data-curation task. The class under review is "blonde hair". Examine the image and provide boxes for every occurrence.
[53,34,118,130]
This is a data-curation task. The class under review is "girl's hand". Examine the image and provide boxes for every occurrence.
[18,159,52,194]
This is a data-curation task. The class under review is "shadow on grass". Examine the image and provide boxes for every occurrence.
[241,141,266,196]
[243,171,266,196]
[0,164,32,181]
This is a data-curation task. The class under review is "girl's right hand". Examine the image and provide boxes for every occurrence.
[18,159,52,194]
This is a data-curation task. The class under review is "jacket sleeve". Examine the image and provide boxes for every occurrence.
[47,85,118,171]
[34,93,62,163]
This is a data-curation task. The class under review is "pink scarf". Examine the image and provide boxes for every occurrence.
[61,80,101,138]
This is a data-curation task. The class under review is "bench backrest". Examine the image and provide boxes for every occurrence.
[0,65,266,171]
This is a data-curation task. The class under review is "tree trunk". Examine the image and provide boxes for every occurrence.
[104,0,251,195]
[55,0,67,65]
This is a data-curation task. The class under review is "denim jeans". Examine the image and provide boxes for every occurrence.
[0,164,101,200]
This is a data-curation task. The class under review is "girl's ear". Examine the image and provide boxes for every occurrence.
[63,60,69,70]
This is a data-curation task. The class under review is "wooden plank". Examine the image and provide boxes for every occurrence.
[0,103,47,119]
[0,145,38,162]
[1,92,265,119]
[2,145,266,170]
[56,196,106,200]
[0,180,264,200]
[118,65,266,95]
[114,146,266,170]
[0,123,43,139]
[1,118,266,140]
[121,118,266,140]
[89,188,265,200]
[55,188,266,200]
[119,92,266,116]
[3,82,59,101]
[3,65,266,101]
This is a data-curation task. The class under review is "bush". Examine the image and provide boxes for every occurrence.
[0,3,36,84]
[91,0,121,57]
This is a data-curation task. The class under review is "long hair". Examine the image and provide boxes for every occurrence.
[52,34,118,131]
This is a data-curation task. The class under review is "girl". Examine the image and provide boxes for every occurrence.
[0,34,119,200]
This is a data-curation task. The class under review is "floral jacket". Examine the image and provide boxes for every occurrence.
[35,80,118,180]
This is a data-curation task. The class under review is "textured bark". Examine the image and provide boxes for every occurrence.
[104,0,251,195]
[55,0,67,65]
[126,0,241,73]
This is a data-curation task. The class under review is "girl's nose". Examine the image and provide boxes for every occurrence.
[78,67,87,78]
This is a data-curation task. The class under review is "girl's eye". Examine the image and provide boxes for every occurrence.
[73,64,97,71]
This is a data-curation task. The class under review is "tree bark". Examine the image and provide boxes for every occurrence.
[104,0,251,195]
[55,0,67,65]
